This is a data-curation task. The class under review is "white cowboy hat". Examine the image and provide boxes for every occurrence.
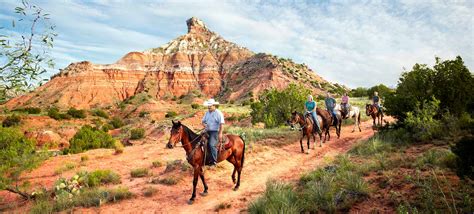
[203,98,220,106]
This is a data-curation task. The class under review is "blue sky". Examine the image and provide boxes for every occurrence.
[1,0,472,88]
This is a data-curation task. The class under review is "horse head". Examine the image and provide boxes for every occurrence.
[167,120,183,149]
[288,111,302,130]
[365,104,373,116]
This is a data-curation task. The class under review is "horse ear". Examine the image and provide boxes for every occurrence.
[177,121,181,125]
[171,120,175,125]
[292,111,296,114]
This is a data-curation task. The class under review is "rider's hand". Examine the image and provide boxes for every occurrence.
[218,133,223,143]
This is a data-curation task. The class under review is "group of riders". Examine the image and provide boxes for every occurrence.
[200,92,383,167]
[305,91,383,134]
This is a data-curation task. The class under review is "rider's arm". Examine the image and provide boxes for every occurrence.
[201,112,207,129]
[218,111,225,141]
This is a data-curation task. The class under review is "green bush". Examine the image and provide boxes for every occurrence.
[451,136,474,179]
[109,117,125,128]
[48,108,71,120]
[404,98,442,141]
[139,111,149,117]
[101,123,114,132]
[67,108,86,119]
[143,186,158,197]
[130,128,145,140]
[152,160,162,168]
[0,127,47,198]
[2,114,21,127]
[165,111,177,118]
[153,176,180,185]
[92,109,109,119]
[80,169,121,187]
[191,103,200,109]
[64,125,115,154]
[12,107,41,114]
[249,181,302,213]
[250,84,311,128]
[130,168,149,178]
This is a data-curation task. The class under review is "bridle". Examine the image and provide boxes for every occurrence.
[171,126,205,161]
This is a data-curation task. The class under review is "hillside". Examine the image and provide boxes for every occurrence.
[4,17,343,109]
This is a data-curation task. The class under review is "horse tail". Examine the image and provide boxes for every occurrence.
[240,136,246,168]
[358,110,361,122]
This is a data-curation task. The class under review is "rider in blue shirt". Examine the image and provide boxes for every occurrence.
[305,95,321,133]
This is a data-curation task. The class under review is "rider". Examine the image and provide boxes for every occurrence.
[325,92,337,125]
[372,91,383,114]
[202,98,225,166]
[304,95,321,134]
[341,92,350,119]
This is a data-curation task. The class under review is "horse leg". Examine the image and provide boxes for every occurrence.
[312,133,316,149]
[199,167,208,196]
[300,135,304,153]
[234,154,243,190]
[337,119,341,138]
[306,135,310,154]
[189,168,199,204]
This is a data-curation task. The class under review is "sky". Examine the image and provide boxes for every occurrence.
[0,0,472,88]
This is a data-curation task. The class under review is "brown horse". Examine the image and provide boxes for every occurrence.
[366,104,383,126]
[166,121,245,204]
[288,108,329,153]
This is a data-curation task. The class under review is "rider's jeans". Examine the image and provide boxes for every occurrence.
[207,131,218,163]
[309,111,320,130]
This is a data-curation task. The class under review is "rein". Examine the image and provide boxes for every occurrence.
[181,128,205,162]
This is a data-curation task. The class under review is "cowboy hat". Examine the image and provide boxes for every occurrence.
[203,98,220,106]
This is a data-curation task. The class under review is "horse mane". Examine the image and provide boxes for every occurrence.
[180,124,201,145]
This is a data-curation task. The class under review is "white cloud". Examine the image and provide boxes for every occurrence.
[2,0,471,88]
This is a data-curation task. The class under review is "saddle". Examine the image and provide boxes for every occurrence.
[201,134,233,166]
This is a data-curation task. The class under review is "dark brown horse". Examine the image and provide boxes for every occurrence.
[288,108,330,153]
[366,104,383,126]
[167,121,245,204]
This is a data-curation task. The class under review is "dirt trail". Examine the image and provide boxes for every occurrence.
[1,120,379,213]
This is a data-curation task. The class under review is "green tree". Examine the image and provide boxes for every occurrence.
[0,127,47,199]
[432,56,474,116]
[349,87,368,97]
[65,125,115,154]
[251,84,311,128]
[0,1,56,101]
[367,84,393,99]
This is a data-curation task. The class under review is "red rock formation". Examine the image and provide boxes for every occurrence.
[5,17,338,109]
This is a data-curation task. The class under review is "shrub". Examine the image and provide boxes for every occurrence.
[191,103,200,109]
[48,108,71,120]
[67,108,86,119]
[114,141,124,154]
[92,109,109,119]
[139,111,149,118]
[249,181,302,213]
[109,117,125,128]
[131,168,149,178]
[152,176,179,185]
[81,155,89,162]
[143,186,158,197]
[165,111,177,118]
[101,123,114,132]
[2,114,21,127]
[30,197,54,214]
[80,169,121,188]
[130,128,145,140]
[0,127,47,198]
[404,98,442,141]
[152,160,162,168]
[65,125,115,154]
[13,107,41,114]
[54,162,76,175]
[451,136,474,179]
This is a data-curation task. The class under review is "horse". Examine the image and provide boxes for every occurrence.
[335,104,362,132]
[366,104,383,127]
[166,121,246,204]
[288,108,330,153]
[323,108,341,139]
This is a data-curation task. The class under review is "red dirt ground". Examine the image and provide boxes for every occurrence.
[1,119,382,213]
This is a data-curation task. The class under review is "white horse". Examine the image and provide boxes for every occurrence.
[335,104,361,132]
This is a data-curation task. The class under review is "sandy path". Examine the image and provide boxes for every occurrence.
[1,119,378,213]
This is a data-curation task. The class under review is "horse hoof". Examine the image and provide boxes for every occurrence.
[200,192,208,196]
[188,199,195,205]
[233,187,239,191]
[306,151,309,154]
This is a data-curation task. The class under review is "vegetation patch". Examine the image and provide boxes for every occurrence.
[131,168,149,178]
[143,186,158,197]
[130,128,145,140]
[92,109,109,119]
[67,108,87,119]
[64,125,115,154]
[2,114,21,127]
[12,107,41,114]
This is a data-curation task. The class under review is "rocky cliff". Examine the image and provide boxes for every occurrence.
[6,17,340,109]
